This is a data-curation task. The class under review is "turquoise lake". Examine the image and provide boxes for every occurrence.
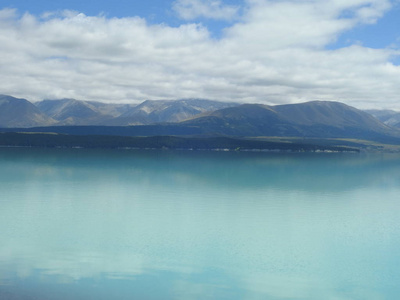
[0,148,399,299]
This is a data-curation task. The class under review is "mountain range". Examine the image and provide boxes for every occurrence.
[0,95,240,127]
[1,94,400,144]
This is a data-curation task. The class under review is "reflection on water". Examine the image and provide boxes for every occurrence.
[1,148,400,299]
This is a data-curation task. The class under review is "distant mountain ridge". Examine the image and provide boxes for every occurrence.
[1,94,400,143]
[365,109,400,128]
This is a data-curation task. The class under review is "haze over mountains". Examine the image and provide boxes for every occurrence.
[1,94,400,144]
[366,109,400,128]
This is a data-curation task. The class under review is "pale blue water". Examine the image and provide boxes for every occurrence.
[0,148,399,300]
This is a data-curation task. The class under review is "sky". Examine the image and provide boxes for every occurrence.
[0,0,400,109]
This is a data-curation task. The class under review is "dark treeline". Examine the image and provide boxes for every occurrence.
[0,132,358,152]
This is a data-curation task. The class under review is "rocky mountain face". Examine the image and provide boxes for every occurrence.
[33,98,239,126]
[104,99,240,125]
[35,99,135,125]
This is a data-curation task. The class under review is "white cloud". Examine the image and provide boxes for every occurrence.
[225,0,392,50]
[172,0,240,21]
[0,0,399,109]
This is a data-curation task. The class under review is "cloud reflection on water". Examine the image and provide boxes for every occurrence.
[1,149,400,299]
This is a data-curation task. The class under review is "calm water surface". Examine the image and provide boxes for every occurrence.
[0,148,399,299]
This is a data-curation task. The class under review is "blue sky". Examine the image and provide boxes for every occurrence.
[1,0,400,109]
[4,0,174,20]
[332,4,400,49]
[5,0,398,47]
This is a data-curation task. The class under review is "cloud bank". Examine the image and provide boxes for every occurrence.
[0,0,399,109]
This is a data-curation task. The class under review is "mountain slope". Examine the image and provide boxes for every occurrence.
[275,101,382,127]
[366,109,400,128]
[274,101,394,137]
[180,104,300,136]
[0,95,56,127]
[181,101,399,140]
